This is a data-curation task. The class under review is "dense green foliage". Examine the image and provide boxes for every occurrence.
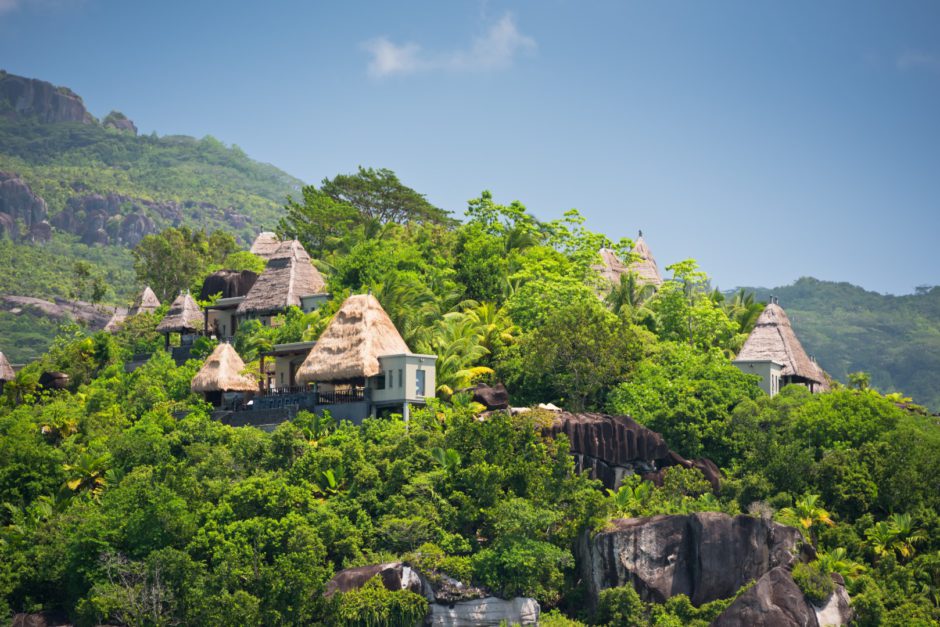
[748,277,940,410]
[1,176,938,625]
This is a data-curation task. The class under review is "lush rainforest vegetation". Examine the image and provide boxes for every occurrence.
[1,170,938,625]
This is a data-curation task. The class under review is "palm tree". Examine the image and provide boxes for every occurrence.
[607,478,653,517]
[606,272,655,317]
[776,494,835,545]
[888,513,928,560]
[416,312,493,397]
[63,452,111,498]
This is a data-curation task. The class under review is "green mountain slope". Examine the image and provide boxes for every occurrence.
[0,70,302,245]
[746,277,940,410]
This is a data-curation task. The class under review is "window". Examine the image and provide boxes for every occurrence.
[375,373,386,390]
[398,369,403,388]
[416,370,426,397]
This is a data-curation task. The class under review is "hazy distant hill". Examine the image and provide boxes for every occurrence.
[0,69,302,247]
[744,277,940,410]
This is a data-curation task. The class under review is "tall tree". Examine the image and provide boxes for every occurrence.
[320,166,454,226]
[132,227,236,301]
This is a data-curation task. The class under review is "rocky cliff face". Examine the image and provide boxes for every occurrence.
[580,512,810,607]
[711,567,853,627]
[0,172,49,240]
[546,411,721,491]
[0,70,95,124]
[102,110,137,134]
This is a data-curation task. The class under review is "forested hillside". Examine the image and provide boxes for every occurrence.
[746,278,940,410]
[1,174,938,625]
[0,71,302,241]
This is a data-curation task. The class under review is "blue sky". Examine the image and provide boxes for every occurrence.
[2,1,939,294]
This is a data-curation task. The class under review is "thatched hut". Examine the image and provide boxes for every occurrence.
[250,231,281,259]
[629,234,664,287]
[156,291,203,346]
[593,233,663,288]
[236,240,326,319]
[296,294,409,384]
[103,308,128,333]
[191,342,257,406]
[734,299,829,395]
[0,351,15,392]
[128,286,161,317]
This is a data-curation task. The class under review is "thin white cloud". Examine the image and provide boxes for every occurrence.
[363,13,536,78]
[897,50,940,73]
[0,0,20,14]
[0,0,84,17]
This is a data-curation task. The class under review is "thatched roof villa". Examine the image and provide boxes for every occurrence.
[128,286,161,317]
[594,232,664,288]
[249,231,281,259]
[733,298,829,396]
[296,294,410,383]
[156,291,203,343]
[191,342,257,405]
[293,294,436,422]
[236,239,327,319]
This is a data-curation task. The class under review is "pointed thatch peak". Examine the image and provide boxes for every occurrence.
[103,308,128,333]
[296,294,410,383]
[129,286,161,317]
[191,342,257,393]
[629,233,663,286]
[250,231,281,259]
[156,291,203,334]
[237,239,326,316]
[595,248,629,285]
[0,351,15,382]
[735,301,824,384]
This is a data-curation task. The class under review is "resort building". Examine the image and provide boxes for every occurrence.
[595,232,664,288]
[249,231,282,259]
[156,291,204,362]
[103,285,162,333]
[191,342,257,408]
[214,294,437,428]
[733,298,829,396]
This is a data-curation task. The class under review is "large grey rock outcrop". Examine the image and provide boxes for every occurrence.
[325,562,539,625]
[812,574,853,627]
[581,512,807,607]
[0,70,95,124]
[0,172,49,231]
[428,597,539,626]
[546,412,721,491]
[711,567,818,627]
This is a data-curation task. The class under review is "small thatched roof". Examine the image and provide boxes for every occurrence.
[156,291,203,334]
[735,302,824,384]
[191,343,257,393]
[629,235,663,286]
[103,308,128,333]
[250,231,281,259]
[594,248,629,284]
[593,234,663,287]
[237,240,326,316]
[128,286,161,317]
[0,351,15,381]
[296,294,410,383]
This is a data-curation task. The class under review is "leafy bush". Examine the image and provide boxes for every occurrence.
[791,561,834,606]
[331,577,427,627]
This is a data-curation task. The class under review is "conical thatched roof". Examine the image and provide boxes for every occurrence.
[156,292,203,334]
[103,308,128,333]
[0,351,15,381]
[237,240,326,316]
[191,343,257,393]
[594,248,629,284]
[296,294,410,383]
[629,235,663,286]
[735,302,823,384]
[250,231,281,259]
[128,286,161,317]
